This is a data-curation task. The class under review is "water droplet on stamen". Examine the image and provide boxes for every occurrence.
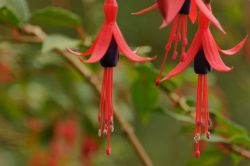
[98,129,102,137]
[103,129,108,135]
[209,119,213,128]
[194,134,200,143]
[111,126,114,133]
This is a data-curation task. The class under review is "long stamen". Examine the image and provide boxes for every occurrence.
[99,68,114,155]
[110,68,114,133]
[156,16,179,85]
[172,16,182,60]
[194,74,203,158]
[156,0,191,84]
[104,69,110,124]
[156,15,189,85]
[181,15,188,61]
[203,75,210,138]
[196,75,203,128]
[106,68,112,155]
[99,69,107,136]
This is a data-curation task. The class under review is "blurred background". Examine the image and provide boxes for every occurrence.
[0,0,250,165]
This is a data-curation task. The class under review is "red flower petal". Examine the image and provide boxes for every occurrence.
[195,0,225,33]
[160,31,202,82]
[159,20,168,29]
[218,35,248,56]
[80,24,113,63]
[189,0,197,24]
[113,23,156,62]
[203,30,232,72]
[67,47,92,57]
[67,26,106,57]
[158,0,185,25]
[132,3,158,15]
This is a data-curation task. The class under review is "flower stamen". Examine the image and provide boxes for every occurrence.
[156,0,191,83]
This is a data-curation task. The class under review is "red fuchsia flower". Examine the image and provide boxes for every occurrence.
[61,119,78,145]
[68,0,155,155]
[81,137,99,166]
[48,119,79,165]
[28,151,46,166]
[25,118,44,133]
[0,63,13,83]
[158,3,247,158]
[133,0,225,84]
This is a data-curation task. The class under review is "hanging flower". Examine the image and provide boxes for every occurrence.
[68,0,156,155]
[81,137,99,166]
[48,118,79,165]
[158,3,247,158]
[133,0,225,84]
[28,151,46,166]
[0,63,13,83]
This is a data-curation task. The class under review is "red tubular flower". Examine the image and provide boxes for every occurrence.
[68,0,155,155]
[0,63,13,83]
[159,4,247,158]
[81,137,98,166]
[29,151,46,166]
[48,118,78,165]
[133,0,225,84]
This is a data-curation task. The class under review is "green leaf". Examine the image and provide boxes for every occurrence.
[214,112,248,136]
[0,0,30,27]
[132,75,159,121]
[229,135,250,146]
[42,34,80,53]
[230,152,244,165]
[0,6,20,26]
[30,7,81,27]
[135,64,158,80]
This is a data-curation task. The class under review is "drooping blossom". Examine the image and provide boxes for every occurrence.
[158,3,247,158]
[28,151,46,166]
[81,137,99,166]
[68,0,155,155]
[25,118,44,133]
[133,0,225,84]
[0,63,13,83]
[48,118,79,165]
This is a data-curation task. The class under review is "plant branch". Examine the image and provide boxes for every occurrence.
[21,24,153,166]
